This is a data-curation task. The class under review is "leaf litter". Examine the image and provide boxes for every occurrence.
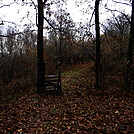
[0,63,134,133]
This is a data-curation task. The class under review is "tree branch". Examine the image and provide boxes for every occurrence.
[44,17,56,30]
[30,0,37,9]
[0,2,14,8]
[43,0,47,5]
[112,0,131,6]
[105,7,131,24]
[89,10,95,27]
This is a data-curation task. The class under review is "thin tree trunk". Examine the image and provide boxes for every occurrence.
[128,0,134,65]
[95,0,101,89]
[37,0,45,93]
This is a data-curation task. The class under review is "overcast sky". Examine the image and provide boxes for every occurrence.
[0,0,132,34]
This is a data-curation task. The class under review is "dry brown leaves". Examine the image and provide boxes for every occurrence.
[0,63,134,133]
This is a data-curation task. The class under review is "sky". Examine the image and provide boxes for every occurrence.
[0,0,132,34]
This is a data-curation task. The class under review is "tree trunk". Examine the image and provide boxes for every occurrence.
[37,0,45,93]
[95,0,101,89]
[126,0,134,91]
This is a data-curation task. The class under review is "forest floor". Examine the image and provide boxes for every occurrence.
[0,62,134,134]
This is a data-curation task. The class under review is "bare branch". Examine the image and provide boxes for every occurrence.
[112,0,131,6]
[43,0,47,5]
[89,10,95,27]
[44,17,57,31]
[29,0,38,27]
[61,0,66,3]
[0,20,21,26]
[30,0,37,9]
[105,7,131,24]
[0,2,15,8]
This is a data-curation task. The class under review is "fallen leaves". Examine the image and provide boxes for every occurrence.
[0,63,134,133]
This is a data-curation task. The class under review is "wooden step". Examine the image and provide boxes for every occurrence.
[45,74,61,91]
[45,75,59,78]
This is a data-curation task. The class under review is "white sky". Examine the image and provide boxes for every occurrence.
[0,0,132,34]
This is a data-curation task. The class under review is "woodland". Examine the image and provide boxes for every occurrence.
[0,0,134,133]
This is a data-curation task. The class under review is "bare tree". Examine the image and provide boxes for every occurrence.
[36,0,47,93]
[95,0,101,89]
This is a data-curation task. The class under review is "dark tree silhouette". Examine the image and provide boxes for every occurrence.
[37,0,46,93]
[95,0,101,89]
[126,0,134,90]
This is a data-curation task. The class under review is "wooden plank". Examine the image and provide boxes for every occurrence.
[45,87,58,90]
[45,79,59,82]
[45,75,58,78]
[45,74,62,92]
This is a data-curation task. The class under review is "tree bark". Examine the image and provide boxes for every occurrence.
[126,0,134,91]
[37,0,45,93]
[95,0,101,89]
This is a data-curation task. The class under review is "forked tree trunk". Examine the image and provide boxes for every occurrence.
[95,0,101,89]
